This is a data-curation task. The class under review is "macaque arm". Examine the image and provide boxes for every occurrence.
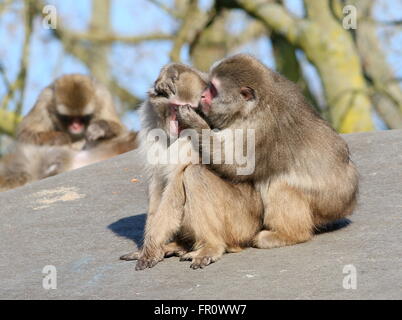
[85,82,126,142]
[16,88,72,146]
[86,119,124,142]
[176,105,210,133]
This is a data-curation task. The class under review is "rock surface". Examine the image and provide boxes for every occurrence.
[0,129,401,299]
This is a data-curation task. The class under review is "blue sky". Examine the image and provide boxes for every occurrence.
[0,0,401,131]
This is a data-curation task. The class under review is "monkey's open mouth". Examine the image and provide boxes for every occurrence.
[58,114,91,136]
[69,118,86,134]
[168,104,198,136]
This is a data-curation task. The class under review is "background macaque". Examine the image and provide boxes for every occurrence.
[175,54,359,250]
[0,131,137,192]
[120,63,263,270]
[17,74,126,149]
[0,74,137,192]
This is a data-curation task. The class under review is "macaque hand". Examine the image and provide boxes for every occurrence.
[177,105,209,132]
[154,65,179,97]
[86,120,108,141]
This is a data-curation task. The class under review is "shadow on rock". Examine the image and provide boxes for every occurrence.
[108,214,146,247]
[315,218,352,235]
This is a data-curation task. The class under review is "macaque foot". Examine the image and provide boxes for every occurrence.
[180,246,224,269]
[120,241,187,262]
[163,241,188,257]
[253,230,312,249]
[135,248,165,271]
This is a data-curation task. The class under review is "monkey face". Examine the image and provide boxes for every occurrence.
[200,76,256,129]
[56,112,92,139]
[149,69,207,137]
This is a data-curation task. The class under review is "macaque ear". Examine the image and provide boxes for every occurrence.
[240,87,255,101]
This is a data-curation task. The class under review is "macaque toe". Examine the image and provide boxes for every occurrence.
[190,256,213,269]
[134,248,164,271]
[179,251,196,261]
[120,251,140,261]
[135,256,163,271]
[180,246,223,269]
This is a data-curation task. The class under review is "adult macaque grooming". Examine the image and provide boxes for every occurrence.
[120,63,263,269]
[16,74,126,149]
[175,54,359,250]
[0,74,138,191]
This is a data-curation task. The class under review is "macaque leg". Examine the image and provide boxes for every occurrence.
[180,165,260,269]
[254,181,313,249]
[134,166,187,270]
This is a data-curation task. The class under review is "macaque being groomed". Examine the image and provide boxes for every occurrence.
[120,63,263,269]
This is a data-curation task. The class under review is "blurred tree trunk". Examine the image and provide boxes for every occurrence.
[190,11,229,72]
[88,0,110,85]
[271,33,321,114]
[223,0,375,132]
[0,110,21,136]
[352,0,402,129]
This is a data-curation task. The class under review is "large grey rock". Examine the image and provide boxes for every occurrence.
[0,130,401,300]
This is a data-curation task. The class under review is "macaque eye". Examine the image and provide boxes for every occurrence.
[240,87,255,101]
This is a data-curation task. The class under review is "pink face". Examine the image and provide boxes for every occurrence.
[68,117,86,135]
[200,78,219,114]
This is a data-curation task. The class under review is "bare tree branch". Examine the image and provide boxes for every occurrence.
[169,0,207,62]
[147,0,181,19]
[233,0,303,46]
[60,30,173,44]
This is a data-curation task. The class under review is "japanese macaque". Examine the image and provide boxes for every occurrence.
[0,74,138,192]
[0,131,137,192]
[16,73,126,148]
[175,54,359,250]
[120,63,263,270]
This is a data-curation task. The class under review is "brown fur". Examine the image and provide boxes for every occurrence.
[17,74,125,145]
[176,54,359,249]
[0,131,138,192]
[1,74,137,192]
[120,63,263,269]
